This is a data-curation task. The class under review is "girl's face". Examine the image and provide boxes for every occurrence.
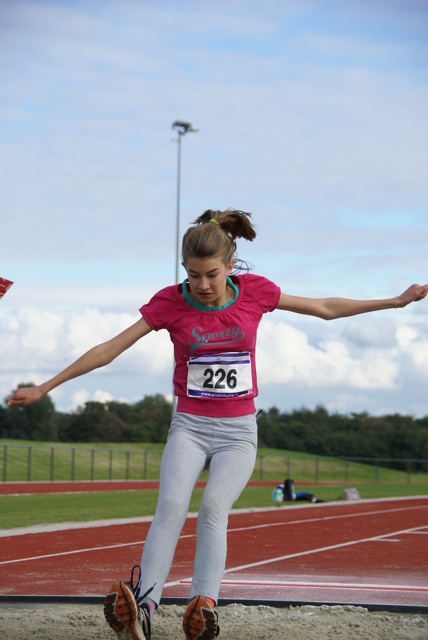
[183,256,234,308]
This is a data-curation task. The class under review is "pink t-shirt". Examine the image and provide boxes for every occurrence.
[139,273,281,418]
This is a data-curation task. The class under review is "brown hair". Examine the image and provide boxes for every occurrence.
[181,209,256,272]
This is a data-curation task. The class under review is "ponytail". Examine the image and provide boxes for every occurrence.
[195,209,256,242]
[182,209,256,271]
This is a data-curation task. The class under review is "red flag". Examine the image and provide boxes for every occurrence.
[0,278,13,300]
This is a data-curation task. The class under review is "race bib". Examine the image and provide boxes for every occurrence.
[187,352,253,399]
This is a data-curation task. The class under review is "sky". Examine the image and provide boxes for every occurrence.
[1,0,427,418]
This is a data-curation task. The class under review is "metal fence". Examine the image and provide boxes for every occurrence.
[255,453,428,485]
[1,442,428,485]
[0,443,163,483]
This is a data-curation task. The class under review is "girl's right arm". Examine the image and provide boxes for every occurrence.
[7,317,153,407]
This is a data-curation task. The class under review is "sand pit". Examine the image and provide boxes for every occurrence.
[1,602,427,640]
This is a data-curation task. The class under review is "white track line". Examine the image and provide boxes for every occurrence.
[0,532,200,566]
[1,505,427,567]
[223,525,426,573]
[163,525,426,589]
[0,541,145,566]
[226,504,428,536]
[177,578,428,594]
[2,497,427,537]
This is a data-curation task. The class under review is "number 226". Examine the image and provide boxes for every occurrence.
[202,367,238,390]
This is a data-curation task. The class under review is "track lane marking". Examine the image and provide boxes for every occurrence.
[163,525,426,589]
[227,504,428,536]
[1,506,427,566]
[222,525,426,574]
[177,578,428,593]
[2,501,427,539]
[0,531,200,566]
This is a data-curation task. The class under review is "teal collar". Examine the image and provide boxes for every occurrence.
[182,276,239,311]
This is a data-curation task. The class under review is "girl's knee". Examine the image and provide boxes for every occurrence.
[155,496,188,526]
[199,492,230,524]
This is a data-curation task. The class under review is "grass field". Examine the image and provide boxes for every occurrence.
[0,440,166,483]
[1,439,427,530]
[1,483,427,530]
[2,439,427,484]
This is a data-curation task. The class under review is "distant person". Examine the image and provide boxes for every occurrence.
[273,478,319,503]
[7,209,427,640]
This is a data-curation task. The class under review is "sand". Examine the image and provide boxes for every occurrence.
[1,602,427,640]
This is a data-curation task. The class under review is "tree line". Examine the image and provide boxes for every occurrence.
[0,384,171,444]
[1,383,427,462]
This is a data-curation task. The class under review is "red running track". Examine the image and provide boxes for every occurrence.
[1,491,427,609]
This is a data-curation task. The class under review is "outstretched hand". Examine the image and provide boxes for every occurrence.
[6,386,45,408]
[396,284,428,308]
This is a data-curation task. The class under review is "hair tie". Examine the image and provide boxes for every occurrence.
[209,218,220,226]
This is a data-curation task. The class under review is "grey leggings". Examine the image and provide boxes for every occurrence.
[139,412,257,604]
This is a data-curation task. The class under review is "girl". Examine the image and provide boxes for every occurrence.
[7,209,427,640]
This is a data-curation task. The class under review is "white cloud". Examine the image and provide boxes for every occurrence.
[395,325,419,348]
[395,324,428,376]
[2,303,428,415]
[71,389,90,410]
[256,317,400,390]
[0,303,173,407]
[66,309,136,356]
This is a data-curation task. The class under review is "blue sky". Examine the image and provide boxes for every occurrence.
[1,0,427,417]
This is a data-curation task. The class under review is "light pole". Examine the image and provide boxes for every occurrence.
[172,120,199,284]
[171,121,199,413]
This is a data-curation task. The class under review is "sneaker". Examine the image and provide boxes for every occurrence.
[104,565,153,640]
[182,595,220,640]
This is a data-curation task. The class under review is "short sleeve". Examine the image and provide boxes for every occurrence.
[139,285,177,331]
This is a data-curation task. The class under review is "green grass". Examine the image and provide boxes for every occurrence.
[0,489,206,529]
[1,483,427,530]
[0,490,159,528]
[2,440,427,485]
[254,448,428,485]
[1,439,427,529]
[236,483,428,509]
[0,440,165,482]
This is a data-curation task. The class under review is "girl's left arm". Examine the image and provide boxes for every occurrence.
[276,283,428,320]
